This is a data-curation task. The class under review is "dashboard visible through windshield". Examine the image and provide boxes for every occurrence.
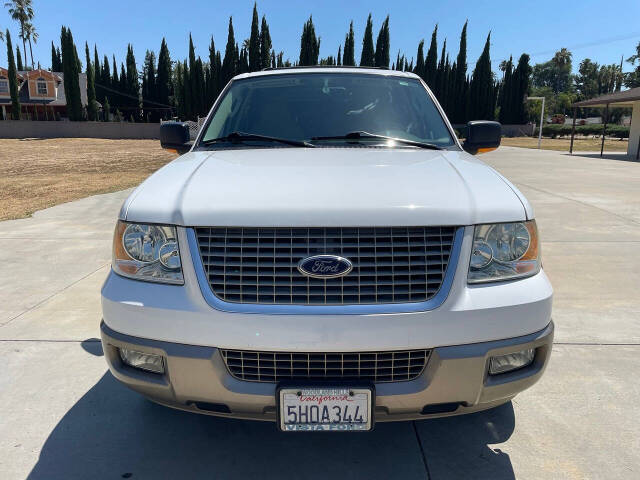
[199,72,457,149]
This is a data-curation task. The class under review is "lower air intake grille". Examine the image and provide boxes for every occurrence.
[220,349,430,383]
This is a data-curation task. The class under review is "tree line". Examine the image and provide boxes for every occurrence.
[5,1,640,124]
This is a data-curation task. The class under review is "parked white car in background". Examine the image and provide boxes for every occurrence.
[101,67,553,432]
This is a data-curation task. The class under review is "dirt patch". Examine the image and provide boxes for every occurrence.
[0,138,177,221]
[500,136,629,152]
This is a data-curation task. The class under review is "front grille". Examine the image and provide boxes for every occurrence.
[195,226,457,305]
[220,349,431,383]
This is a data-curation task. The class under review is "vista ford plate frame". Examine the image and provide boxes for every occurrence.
[276,381,375,432]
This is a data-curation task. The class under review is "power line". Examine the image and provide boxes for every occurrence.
[496,32,640,64]
[94,81,174,108]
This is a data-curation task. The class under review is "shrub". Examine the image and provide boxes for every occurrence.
[534,124,629,139]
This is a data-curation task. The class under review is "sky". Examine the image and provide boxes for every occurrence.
[2,0,640,76]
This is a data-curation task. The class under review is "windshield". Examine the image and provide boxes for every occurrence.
[199,72,456,148]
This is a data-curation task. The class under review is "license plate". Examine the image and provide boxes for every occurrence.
[278,386,373,431]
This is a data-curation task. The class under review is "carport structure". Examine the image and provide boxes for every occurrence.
[571,87,640,159]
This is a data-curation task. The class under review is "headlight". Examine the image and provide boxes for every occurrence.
[112,221,184,284]
[468,220,540,284]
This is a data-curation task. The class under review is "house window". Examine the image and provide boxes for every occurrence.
[37,79,48,95]
[0,79,8,94]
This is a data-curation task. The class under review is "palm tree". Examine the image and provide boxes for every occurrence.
[4,0,34,68]
[23,21,37,68]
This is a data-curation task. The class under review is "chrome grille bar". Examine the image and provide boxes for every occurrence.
[195,226,457,305]
[220,349,431,383]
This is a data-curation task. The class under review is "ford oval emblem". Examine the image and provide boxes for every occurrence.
[297,255,353,279]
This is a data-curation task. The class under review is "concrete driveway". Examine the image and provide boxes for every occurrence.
[1,146,638,479]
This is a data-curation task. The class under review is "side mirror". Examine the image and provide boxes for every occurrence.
[462,120,501,155]
[160,122,191,154]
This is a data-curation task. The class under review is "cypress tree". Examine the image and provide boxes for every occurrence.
[61,27,83,121]
[271,50,276,68]
[498,56,513,124]
[469,32,493,120]
[157,38,172,115]
[194,57,206,116]
[343,22,355,66]
[221,17,237,84]
[112,55,118,89]
[512,53,531,124]
[85,42,98,120]
[93,45,101,82]
[442,53,452,116]
[337,45,342,66]
[299,16,320,66]
[248,3,261,71]
[181,60,191,119]
[119,62,127,106]
[415,40,425,79]
[174,61,184,118]
[206,36,216,104]
[452,21,468,123]
[16,45,23,71]
[259,15,272,70]
[6,30,21,119]
[125,44,140,120]
[100,55,111,103]
[93,45,102,103]
[374,15,390,68]
[215,51,222,91]
[56,47,62,70]
[434,38,447,100]
[425,25,438,87]
[142,50,157,118]
[188,35,198,115]
[51,41,59,70]
[360,14,375,67]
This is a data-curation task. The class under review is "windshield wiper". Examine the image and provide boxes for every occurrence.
[201,131,315,148]
[311,131,443,150]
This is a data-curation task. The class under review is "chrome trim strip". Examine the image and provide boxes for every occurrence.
[187,227,464,315]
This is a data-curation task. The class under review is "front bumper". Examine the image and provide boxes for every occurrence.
[101,320,554,422]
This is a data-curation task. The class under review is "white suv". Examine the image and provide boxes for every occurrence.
[101,67,553,432]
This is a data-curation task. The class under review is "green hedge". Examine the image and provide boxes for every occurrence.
[533,124,629,139]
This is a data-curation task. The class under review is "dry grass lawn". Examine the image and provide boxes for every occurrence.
[0,138,177,221]
[500,136,629,152]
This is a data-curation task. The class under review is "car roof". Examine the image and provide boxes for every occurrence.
[232,66,422,81]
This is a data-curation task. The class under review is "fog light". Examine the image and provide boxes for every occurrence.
[119,347,165,374]
[489,348,535,375]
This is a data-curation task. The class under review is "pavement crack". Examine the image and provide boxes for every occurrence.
[0,262,109,327]
[412,420,431,479]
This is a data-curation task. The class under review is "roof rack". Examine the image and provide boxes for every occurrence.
[261,65,390,71]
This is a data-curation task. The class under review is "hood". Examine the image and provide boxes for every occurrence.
[122,148,528,226]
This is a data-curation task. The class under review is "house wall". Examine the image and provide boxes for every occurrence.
[0,120,161,139]
[27,79,56,100]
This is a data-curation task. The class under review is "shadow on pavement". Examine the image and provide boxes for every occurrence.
[564,151,637,162]
[415,402,516,479]
[80,338,103,356]
[27,343,516,479]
